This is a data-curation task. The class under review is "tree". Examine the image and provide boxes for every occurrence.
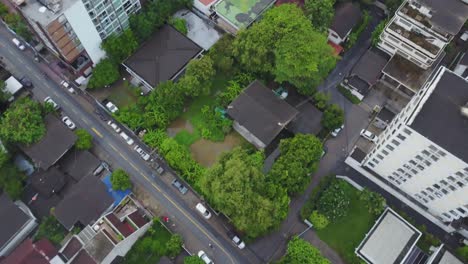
[372,19,387,47]
[114,105,145,130]
[142,129,167,149]
[143,81,185,129]
[35,216,66,246]
[199,147,289,238]
[0,80,11,103]
[165,234,183,257]
[184,256,205,264]
[269,134,323,195]
[0,162,25,200]
[87,59,120,89]
[282,237,331,264]
[321,104,344,131]
[101,29,138,63]
[0,97,45,144]
[360,188,386,216]
[317,180,351,222]
[456,245,468,262]
[309,211,329,230]
[0,148,9,168]
[312,91,330,111]
[178,56,215,97]
[170,17,188,35]
[0,3,8,18]
[75,129,93,150]
[110,169,132,191]
[304,0,336,32]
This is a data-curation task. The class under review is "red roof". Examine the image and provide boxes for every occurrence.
[1,239,57,264]
[199,0,217,6]
[128,210,148,228]
[106,213,134,238]
[328,41,344,56]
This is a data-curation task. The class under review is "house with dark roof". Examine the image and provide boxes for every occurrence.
[30,167,67,198]
[59,150,101,182]
[227,80,298,149]
[0,193,37,256]
[20,114,77,170]
[373,106,396,129]
[328,2,362,46]
[123,24,203,90]
[0,238,58,264]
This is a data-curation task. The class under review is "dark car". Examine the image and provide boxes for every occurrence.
[171,179,188,195]
[20,77,32,88]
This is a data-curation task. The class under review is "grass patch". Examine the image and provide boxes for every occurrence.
[35,216,67,246]
[338,85,361,104]
[316,182,377,264]
[108,81,139,108]
[174,129,200,147]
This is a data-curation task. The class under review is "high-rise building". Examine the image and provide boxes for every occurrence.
[361,66,468,224]
[16,0,141,73]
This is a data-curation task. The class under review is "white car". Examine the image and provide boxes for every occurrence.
[107,120,121,133]
[197,250,213,264]
[61,116,76,130]
[331,124,344,137]
[229,233,245,249]
[134,145,150,161]
[119,132,134,145]
[105,101,119,113]
[61,81,76,94]
[195,203,212,219]
[360,129,377,142]
[44,96,59,110]
[12,38,25,50]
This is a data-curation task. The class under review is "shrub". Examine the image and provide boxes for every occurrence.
[75,129,93,150]
[35,216,66,246]
[317,180,352,222]
[337,85,361,104]
[456,245,468,262]
[87,59,120,89]
[321,104,344,132]
[300,175,334,219]
[372,19,388,47]
[184,256,205,264]
[111,169,132,191]
[312,91,330,111]
[309,211,329,230]
[346,11,370,49]
[359,188,386,216]
[165,234,183,257]
[170,17,188,35]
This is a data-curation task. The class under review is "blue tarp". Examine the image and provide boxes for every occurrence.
[102,173,131,206]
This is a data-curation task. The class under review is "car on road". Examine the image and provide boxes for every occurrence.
[61,81,76,94]
[120,132,134,145]
[360,129,377,142]
[20,77,32,88]
[12,38,25,50]
[171,179,188,195]
[105,101,119,113]
[107,120,121,133]
[331,124,344,137]
[134,145,150,161]
[227,231,245,249]
[195,203,212,219]
[197,250,213,264]
[156,164,164,175]
[61,116,76,130]
[44,96,59,110]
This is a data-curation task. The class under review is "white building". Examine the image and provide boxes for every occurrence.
[361,67,468,224]
[378,0,468,70]
[16,0,141,73]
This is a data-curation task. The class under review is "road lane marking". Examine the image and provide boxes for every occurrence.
[118,152,129,161]
[25,66,33,72]
[109,143,118,152]
[82,118,90,125]
[91,127,103,138]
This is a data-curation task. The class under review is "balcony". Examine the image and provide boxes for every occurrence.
[388,22,440,55]
[399,2,432,29]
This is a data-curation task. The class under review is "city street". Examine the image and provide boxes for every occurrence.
[0,24,258,264]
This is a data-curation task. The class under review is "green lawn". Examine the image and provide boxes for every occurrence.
[316,183,377,264]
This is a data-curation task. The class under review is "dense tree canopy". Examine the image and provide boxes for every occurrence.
[233,4,336,95]
[184,256,205,264]
[0,80,11,103]
[269,134,323,195]
[0,97,45,145]
[111,169,132,191]
[359,188,386,216]
[317,179,351,221]
[178,56,215,97]
[304,0,336,32]
[200,147,289,238]
[75,129,93,150]
[102,29,138,63]
[321,104,344,131]
[281,237,330,264]
[87,59,120,89]
[0,162,25,200]
[35,216,66,246]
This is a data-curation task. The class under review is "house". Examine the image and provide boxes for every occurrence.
[342,48,390,100]
[20,114,77,170]
[55,175,114,231]
[123,25,203,90]
[30,167,67,198]
[0,193,37,256]
[227,80,298,149]
[57,195,152,263]
[59,150,101,182]
[287,102,323,135]
[0,238,59,264]
[328,2,362,46]
[373,107,396,130]
[212,0,276,34]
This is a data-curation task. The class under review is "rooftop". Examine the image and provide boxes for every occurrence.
[287,102,323,135]
[30,167,67,198]
[123,24,202,88]
[0,238,57,264]
[19,0,78,27]
[227,80,299,147]
[59,150,100,182]
[356,208,421,264]
[330,2,362,38]
[20,114,77,170]
[351,49,390,85]
[21,184,63,220]
[83,232,114,263]
[55,175,114,230]
[0,193,32,250]
[388,21,440,55]
[214,0,276,29]
[409,68,468,163]
[61,236,82,261]
[70,250,97,264]
[376,107,396,124]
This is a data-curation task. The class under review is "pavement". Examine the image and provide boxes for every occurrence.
[0,23,258,264]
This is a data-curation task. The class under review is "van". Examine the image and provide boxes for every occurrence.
[12,38,25,50]
[195,203,211,219]
[119,132,134,145]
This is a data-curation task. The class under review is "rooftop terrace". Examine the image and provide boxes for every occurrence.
[20,0,78,27]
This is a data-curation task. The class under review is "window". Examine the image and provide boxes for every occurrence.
[450,210,459,217]
[440,180,448,185]
[423,160,431,166]
[428,195,434,200]
[403,128,412,135]
[417,165,424,171]
[429,145,437,152]
[458,207,467,214]
[377,154,384,160]
[457,181,465,187]
[411,169,418,174]
[391,139,400,146]
[398,169,405,174]
[448,176,456,182]
[367,162,375,168]
[382,149,389,156]
[431,155,439,162]
[409,160,417,165]
[448,185,456,191]
[441,189,448,195]
[415,155,423,161]
[455,172,464,178]
[405,173,412,179]
[442,213,451,219]
[433,184,441,189]
[422,150,430,156]
[386,145,395,151]
[372,158,380,164]
[438,150,446,157]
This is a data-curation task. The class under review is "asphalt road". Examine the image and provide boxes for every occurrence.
[0,25,251,263]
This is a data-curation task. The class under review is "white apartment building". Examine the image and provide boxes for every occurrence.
[362,67,468,224]
[16,0,140,73]
[378,0,468,69]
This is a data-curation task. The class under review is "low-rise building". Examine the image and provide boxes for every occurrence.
[0,238,59,264]
[328,2,362,46]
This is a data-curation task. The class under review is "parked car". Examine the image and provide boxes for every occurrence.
[195,203,212,219]
[156,164,164,175]
[61,116,76,130]
[360,129,377,142]
[12,38,25,50]
[107,120,121,133]
[119,132,134,145]
[171,179,188,195]
[105,101,119,113]
[44,96,59,110]
[331,124,344,137]
[61,80,76,94]
[227,231,245,249]
[197,251,213,264]
[20,77,32,88]
[134,145,150,161]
